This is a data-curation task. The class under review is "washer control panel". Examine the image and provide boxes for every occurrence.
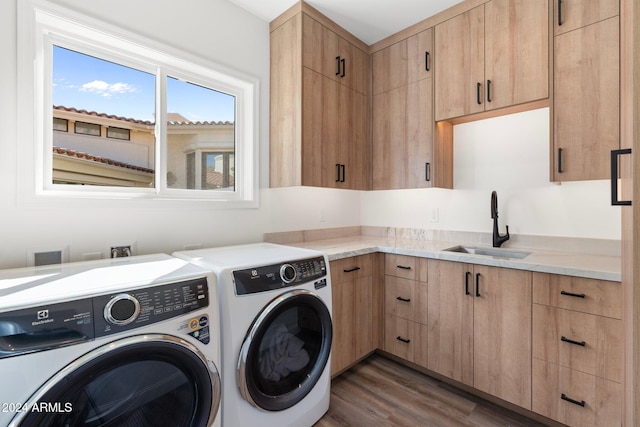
[233,256,327,296]
[94,277,209,337]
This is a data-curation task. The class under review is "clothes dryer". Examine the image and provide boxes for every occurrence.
[174,243,332,427]
[0,254,221,427]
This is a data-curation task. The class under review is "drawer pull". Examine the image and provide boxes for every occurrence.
[396,265,412,270]
[465,271,471,296]
[561,393,586,407]
[560,290,586,299]
[396,296,411,303]
[396,336,411,344]
[561,336,586,347]
[343,267,361,273]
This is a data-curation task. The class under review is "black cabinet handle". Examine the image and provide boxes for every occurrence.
[425,163,431,182]
[558,0,563,26]
[396,336,411,344]
[477,82,482,105]
[465,272,471,296]
[340,164,345,182]
[561,336,586,347]
[336,56,341,76]
[396,296,411,302]
[341,58,346,78]
[558,148,564,173]
[343,266,361,273]
[560,290,586,299]
[396,265,412,270]
[475,273,481,297]
[611,148,632,206]
[336,164,341,182]
[561,393,585,407]
[487,80,492,103]
[425,51,430,72]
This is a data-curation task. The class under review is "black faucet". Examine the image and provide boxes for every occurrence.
[491,191,510,248]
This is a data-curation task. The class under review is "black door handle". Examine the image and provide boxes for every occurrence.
[343,266,361,273]
[425,51,430,72]
[487,80,492,103]
[396,336,410,344]
[561,336,586,347]
[558,0,563,26]
[477,82,482,105]
[396,296,411,302]
[341,58,345,78]
[475,273,481,297]
[396,265,412,270]
[340,164,345,182]
[611,148,632,205]
[335,163,341,182]
[465,272,471,295]
[561,393,585,407]
[558,148,564,173]
[336,56,341,76]
[560,290,585,299]
[425,163,431,182]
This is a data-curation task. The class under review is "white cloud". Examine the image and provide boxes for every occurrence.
[80,80,136,98]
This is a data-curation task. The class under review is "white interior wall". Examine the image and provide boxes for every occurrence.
[361,108,621,240]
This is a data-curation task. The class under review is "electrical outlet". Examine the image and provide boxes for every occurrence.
[110,246,132,258]
[430,208,440,223]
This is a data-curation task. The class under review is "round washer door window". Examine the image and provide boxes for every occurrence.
[238,290,332,411]
[11,334,220,427]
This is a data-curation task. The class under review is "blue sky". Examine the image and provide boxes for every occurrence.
[52,45,235,123]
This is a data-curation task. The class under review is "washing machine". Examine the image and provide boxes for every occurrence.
[173,243,332,427]
[0,254,221,427]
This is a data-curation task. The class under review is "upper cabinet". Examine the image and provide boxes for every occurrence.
[435,0,549,121]
[371,28,452,190]
[551,0,619,182]
[270,5,370,189]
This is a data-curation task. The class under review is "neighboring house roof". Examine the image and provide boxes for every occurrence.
[54,105,154,126]
[53,146,155,174]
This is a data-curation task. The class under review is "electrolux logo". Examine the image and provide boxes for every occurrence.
[32,309,54,326]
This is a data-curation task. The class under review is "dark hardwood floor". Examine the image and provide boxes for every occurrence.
[315,354,551,427]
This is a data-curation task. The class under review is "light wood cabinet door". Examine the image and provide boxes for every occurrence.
[435,5,485,121]
[372,28,433,95]
[372,78,433,190]
[532,359,622,427]
[553,16,619,181]
[427,260,474,386]
[484,0,549,111]
[302,14,368,95]
[473,265,532,409]
[384,315,428,367]
[330,255,376,376]
[554,0,619,35]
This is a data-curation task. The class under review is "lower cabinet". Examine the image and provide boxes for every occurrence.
[532,272,623,426]
[330,254,377,376]
[383,254,428,367]
[427,259,532,410]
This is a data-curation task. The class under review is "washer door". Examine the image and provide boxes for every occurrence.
[238,289,332,411]
[10,334,220,427]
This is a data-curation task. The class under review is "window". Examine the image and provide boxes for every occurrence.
[107,127,130,141]
[74,121,101,137]
[20,0,258,206]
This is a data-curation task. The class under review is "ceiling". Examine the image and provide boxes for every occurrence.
[228,0,464,45]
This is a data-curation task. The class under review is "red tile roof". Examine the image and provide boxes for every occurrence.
[53,146,154,174]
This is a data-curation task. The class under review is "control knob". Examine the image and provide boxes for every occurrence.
[104,293,141,326]
[280,264,297,284]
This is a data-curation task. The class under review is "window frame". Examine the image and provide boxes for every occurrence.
[18,0,259,207]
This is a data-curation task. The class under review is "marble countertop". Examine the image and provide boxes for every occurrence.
[288,235,621,282]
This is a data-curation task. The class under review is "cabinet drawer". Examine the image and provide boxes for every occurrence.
[331,254,373,283]
[384,315,427,367]
[384,276,427,325]
[533,273,622,319]
[532,359,621,427]
[385,254,427,281]
[533,304,622,383]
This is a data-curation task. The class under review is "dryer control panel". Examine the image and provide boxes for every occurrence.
[233,256,327,296]
[93,277,209,337]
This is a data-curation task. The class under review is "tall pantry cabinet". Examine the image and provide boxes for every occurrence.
[270,4,370,190]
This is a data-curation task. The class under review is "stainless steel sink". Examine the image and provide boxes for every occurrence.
[444,245,531,260]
